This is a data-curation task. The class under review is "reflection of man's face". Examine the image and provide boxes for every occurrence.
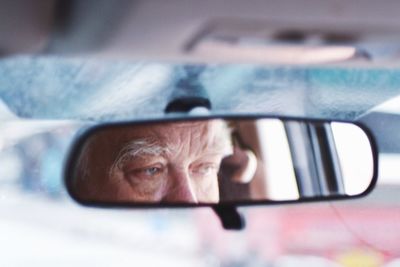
[106,120,232,203]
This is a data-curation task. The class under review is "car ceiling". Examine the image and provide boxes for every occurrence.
[3,0,400,62]
[1,0,400,122]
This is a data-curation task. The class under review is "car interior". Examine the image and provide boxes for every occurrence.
[2,0,400,266]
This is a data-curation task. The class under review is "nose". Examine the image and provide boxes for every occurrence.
[162,169,197,203]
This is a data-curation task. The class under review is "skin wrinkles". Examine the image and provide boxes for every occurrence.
[109,139,168,179]
[101,120,233,203]
[109,140,168,201]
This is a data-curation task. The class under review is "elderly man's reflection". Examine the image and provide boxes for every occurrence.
[75,120,240,203]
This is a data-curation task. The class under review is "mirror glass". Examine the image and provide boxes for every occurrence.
[65,118,376,205]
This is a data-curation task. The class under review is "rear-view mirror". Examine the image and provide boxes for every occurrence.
[65,117,377,206]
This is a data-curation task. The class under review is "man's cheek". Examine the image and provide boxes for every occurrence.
[196,175,219,202]
[112,170,166,201]
[129,178,167,201]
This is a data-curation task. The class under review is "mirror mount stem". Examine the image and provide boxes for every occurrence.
[164,66,211,113]
[213,205,246,230]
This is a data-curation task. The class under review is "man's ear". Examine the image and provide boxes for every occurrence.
[220,146,257,184]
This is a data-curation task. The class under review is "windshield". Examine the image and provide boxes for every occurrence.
[2,56,400,266]
[1,56,400,121]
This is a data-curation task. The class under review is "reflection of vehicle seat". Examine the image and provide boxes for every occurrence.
[218,156,250,202]
[219,126,260,202]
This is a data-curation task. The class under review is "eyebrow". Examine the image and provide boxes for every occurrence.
[109,139,168,176]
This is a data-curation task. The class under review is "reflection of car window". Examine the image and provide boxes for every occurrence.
[255,119,299,200]
[331,122,374,195]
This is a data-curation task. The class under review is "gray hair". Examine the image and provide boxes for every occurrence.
[108,139,170,178]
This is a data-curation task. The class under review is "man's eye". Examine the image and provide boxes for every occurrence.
[126,165,165,180]
[191,164,218,176]
[142,167,162,176]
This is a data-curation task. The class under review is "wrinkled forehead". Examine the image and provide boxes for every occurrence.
[116,120,232,154]
[135,120,228,142]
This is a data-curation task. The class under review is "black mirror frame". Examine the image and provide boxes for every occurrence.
[64,114,379,209]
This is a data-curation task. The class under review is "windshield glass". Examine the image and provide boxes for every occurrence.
[1,56,400,121]
[2,56,400,266]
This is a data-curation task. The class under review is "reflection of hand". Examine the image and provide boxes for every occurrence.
[221,146,257,184]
